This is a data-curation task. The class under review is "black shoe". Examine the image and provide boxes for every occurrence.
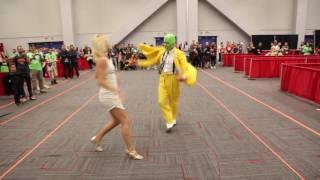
[166,128,172,133]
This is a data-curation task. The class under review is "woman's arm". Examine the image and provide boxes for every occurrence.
[95,57,118,94]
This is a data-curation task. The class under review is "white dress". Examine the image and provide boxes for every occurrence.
[98,59,125,111]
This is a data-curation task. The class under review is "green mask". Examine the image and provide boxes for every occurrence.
[163,33,176,51]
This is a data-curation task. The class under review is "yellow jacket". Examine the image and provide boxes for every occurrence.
[138,44,197,86]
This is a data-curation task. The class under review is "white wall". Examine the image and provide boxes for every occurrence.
[121,0,177,46]
[73,0,151,34]
[198,0,249,44]
[0,0,62,51]
[306,0,320,34]
[74,0,176,47]
[221,0,296,34]
[1,0,320,51]
[73,0,157,48]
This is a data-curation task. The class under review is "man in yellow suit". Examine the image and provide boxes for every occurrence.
[138,33,195,132]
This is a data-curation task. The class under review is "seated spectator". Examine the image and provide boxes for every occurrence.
[270,40,279,56]
[281,42,289,55]
[247,42,256,54]
[303,42,313,55]
[128,53,137,70]
[256,42,263,55]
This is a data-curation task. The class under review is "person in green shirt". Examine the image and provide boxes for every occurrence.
[0,55,9,73]
[27,48,46,94]
[303,42,313,55]
[10,49,19,59]
[45,49,58,85]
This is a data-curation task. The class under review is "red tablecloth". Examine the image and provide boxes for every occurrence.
[306,57,320,63]
[281,63,320,104]
[234,55,259,72]
[222,54,237,66]
[248,57,307,78]
[56,58,89,78]
[0,73,6,96]
[78,58,89,70]
[243,55,320,78]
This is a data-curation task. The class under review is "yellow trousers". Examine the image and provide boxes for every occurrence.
[158,74,180,124]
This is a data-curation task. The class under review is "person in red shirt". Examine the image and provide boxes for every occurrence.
[226,41,233,54]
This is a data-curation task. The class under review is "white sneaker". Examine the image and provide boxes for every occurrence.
[173,120,177,126]
[166,123,174,133]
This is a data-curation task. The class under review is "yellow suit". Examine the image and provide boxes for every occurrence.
[138,44,196,125]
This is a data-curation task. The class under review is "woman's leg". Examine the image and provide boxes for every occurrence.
[110,108,143,159]
[110,108,134,151]
[94,116,119,145]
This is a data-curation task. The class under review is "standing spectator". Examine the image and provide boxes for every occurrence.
[46,49,58,84]
[58,45,70,79]
[83,46,94,69]
[182,41,189,60]
[68,45,79,78]
[209,43,217,69]
[14,46,35,101]
[0,54,9,73]
[226,41,232,54]
[7,64,24,105]
[27,48,46,94]
[218,42,225,63]
[189,42,197,66]
[10,49,19,58]
[0,55,10,95]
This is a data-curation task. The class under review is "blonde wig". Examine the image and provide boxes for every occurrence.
[92,34,111,58]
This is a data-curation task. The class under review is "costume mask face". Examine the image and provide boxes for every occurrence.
[164,34,176,51]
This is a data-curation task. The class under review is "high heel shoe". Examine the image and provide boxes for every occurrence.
[125,149,143,160]
[90,136,103,152]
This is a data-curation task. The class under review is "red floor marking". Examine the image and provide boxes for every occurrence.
[0,93,98,179]
[246,159,265,164]
[0,102,14,110]
[201,70,320,138]
[197,82,305,180]
[0,75,94,126]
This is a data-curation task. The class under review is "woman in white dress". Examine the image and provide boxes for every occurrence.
[90,34,143,160]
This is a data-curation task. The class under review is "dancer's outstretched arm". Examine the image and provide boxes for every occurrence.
[137,44,164,67]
